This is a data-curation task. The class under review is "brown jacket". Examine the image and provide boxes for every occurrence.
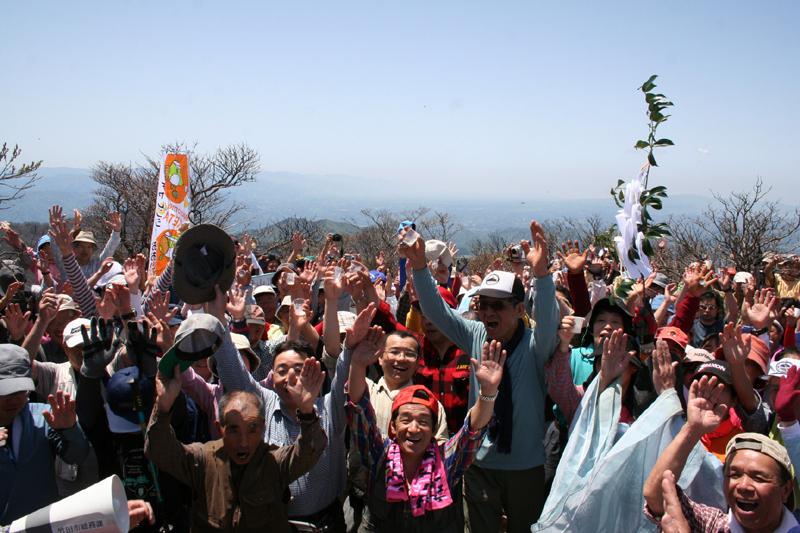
[145,408,327,532]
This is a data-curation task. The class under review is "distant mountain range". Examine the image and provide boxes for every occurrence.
[0,166,746,251]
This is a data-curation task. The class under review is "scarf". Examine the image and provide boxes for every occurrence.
[701,407,744,462]
[385,440,452,517]
[488,320,525,454]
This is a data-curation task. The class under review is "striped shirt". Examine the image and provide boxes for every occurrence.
[214,331,351,517]
[62,252,96,318]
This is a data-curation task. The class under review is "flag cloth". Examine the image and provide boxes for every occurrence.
[148,153,191,276]
[533,382,725,532]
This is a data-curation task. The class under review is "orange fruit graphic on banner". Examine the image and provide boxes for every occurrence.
[164,154,189,204]
[154,229,179,275]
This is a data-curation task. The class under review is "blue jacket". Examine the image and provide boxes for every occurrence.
[1,402,90,524]
[413,268,559,470]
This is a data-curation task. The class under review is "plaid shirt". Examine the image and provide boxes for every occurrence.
[415,338,472,435]
[347,390,485,490]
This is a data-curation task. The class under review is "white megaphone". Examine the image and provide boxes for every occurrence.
[6,475,129,533]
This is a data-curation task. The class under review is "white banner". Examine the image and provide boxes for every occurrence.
[148,153,191,276]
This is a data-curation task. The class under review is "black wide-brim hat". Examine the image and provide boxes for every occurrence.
[173,224,236,304]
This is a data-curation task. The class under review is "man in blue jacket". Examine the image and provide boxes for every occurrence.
[0,344,90,524]
[401,220,559,533]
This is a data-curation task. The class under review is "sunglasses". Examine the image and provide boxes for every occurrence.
[477,299,514,312]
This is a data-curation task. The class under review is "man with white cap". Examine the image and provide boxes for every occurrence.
[400,220,560,533]
[0,344,90,523]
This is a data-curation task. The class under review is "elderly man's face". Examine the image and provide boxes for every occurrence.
[390,403,434,457]
[216,396,265,465]
[476,297,524,343]
[724,449,791,531]
[0,391,29,425]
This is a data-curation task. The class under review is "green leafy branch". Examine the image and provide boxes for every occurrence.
[609,75,674,263]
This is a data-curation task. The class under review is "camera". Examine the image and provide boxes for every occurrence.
[331,234,342,242]
[507,245,525,263]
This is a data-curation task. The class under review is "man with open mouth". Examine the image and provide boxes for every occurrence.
[644,375,797,532]
[146,357,327,532]
[400,220,560,533]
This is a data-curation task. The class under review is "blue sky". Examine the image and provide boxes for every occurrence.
[3,1,798,201]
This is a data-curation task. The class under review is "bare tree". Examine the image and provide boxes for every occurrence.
[651,179,800,277]
[84,143,261,256]
[417,210,463,242]
[0,143,42,209]
[706,178,800,273]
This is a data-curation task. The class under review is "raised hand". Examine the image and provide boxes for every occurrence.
[286,358,326,414]
[2,225,24,251]
[80,317,119,378]
[351,325,386,368]
[43,391,77,430]
[37,289,59,326]
[48,205,73,255]
[147,289,173,323]
[775,365,800,422]
[598,329,631,389]
[720,322,749,366]
[322,265,345,301]
[96,290,116,321]
[686,375,729,435]
[397,228,427,270]
[290,232,306,256]
[660,470,690,533]
[123,257,140,290]
[556,240,589,275]
[0,281,23,311]
[663,282,679,305]
[299,261,317,284]
[344,303,377,349]
[522,220,549,278]
[146,312,175,353]
[557,316,576,351]
[156,365,184,413]
[3,303,31,341]
[226,285,246,321]
[683,264,717,297]
[105,212,122,233]
[742,288,777,329]
[473,340,507,395]
[72,209,82,233]
[652,339,678,395]
[126,321,160,378]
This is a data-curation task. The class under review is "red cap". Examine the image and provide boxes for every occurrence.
[656,327,689,350]
[437,286,458,309]
[746,335,770,375]
[389,385,439,437]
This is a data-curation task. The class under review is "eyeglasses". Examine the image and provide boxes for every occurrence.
[476,299,513,312]
[384,348,418,360]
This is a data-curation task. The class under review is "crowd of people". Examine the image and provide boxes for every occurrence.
[2,205,800,532]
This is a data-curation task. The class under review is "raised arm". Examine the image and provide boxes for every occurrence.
[207,286,263,396]
[44,390,91,466]
[403,232,479,352]
[49,206,97,317]
[557,241,591,317]
[325,304,374,435]
[99,212,122,259]
[146,365,205,487]
[643,375,728,517]
[523,221,560,365]
[720,323,759,414]
[274,358,329,483]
